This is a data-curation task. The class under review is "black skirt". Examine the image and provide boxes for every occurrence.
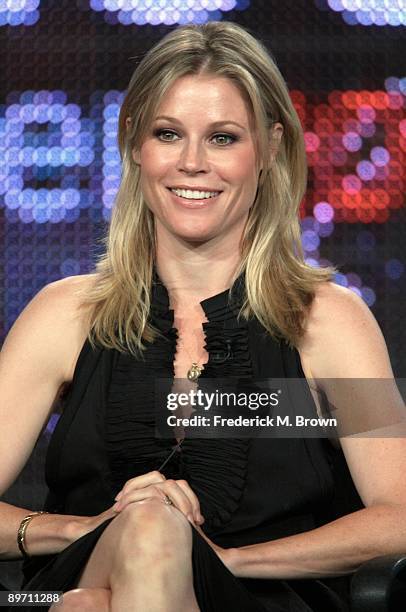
[14,517,345,612]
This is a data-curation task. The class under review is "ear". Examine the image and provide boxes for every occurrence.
[132,148,141,165]
[126,116,141,165]
[269,121,283,165]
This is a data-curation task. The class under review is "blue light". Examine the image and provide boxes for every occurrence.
[88,0,247,25]
[356,160,376,181]
[90,0,105,11]
[324,0,405,26]
[19,207,34,223]
[357,9,374,25]
[370,146,390,167]
[45,414,61,436]
[326,0,406,27]
[346,272,362,288]
[385,259,404,280]
[6,104,21,120]
[60,258,81,277]
[301,230,320,252]
[385,76,400,92]
[49,104,66,123]
[342,131,362,152]
[61,189,81,209]
[301,216,318,231]
[333,273,348,287]
[24,8,39,25]
[314,201,334,223]
[349,286,362,297]
[318,221,334,237]
[304,258,320,268]
[0,94,98,222]
[62,119,81,136]
[360,286,376,306]
[33,104,51,124]
[4,190,20,210]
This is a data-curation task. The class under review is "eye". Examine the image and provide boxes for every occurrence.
[154,129,179,142]
[212,133,236,146]
[152,128,237,146]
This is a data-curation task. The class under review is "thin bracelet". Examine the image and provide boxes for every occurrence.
[17,511,49,560]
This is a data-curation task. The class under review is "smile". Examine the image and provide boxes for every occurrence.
[166,187,222,207]
[169,187,221,200]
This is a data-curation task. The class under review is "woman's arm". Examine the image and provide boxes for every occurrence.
[0,275,99,559]
[0,278,206,560]
[0,501,96,560]
[206,283,406,579]
[224,501,406,579]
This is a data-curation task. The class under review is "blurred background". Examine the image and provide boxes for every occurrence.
[0,0,405,588]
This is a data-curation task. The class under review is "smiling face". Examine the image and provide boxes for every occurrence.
[132,74,263,248]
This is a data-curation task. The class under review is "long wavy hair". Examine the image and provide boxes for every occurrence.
[79,21,335,356]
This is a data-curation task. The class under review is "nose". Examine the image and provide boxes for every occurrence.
[176,138,209,174]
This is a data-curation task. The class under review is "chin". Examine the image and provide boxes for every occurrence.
[176,232,214,244]
[165,222,217,243]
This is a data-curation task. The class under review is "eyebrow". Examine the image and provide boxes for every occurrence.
[153,115,247,132]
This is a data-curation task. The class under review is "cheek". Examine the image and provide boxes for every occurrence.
[226,147,257,182]
[140,143,172,176]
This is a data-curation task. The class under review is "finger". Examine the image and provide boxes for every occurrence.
[114,481,195,521]
[115,470,166,500]
[176,480,204,524]
[112,483,170,511]
[161,480,196,521]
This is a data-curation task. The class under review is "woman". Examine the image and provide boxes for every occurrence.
[1,21,405,612]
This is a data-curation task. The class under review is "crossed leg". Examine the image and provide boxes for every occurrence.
[50,498,200,612]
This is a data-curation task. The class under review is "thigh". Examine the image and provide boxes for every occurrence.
[49,587,111,611]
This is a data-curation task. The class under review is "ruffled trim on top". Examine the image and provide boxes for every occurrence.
[179,273,252,530]
[106,268,253,531]
[106,278,181,494]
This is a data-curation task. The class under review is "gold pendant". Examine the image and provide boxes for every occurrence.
[187,363,203,381]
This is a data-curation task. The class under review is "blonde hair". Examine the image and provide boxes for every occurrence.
[80,21,336,356]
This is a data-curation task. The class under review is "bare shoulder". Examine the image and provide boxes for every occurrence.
[36,272,97,305]
[11,273,97,337]
[1,273,98,383]
[0,274,99,496]
[305,280,372,332]
[299,280,393,379]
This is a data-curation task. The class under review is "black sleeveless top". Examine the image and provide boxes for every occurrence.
[22,271,361,610]
[44,271,338,539]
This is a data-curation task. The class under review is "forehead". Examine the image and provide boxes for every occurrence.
[154,74,253,124]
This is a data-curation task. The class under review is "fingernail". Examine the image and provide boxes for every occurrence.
[112,502,121,511]
[114,492,122,501]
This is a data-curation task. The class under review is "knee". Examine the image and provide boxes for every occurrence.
[50,588,110,612]
[113,498,193,560]
[119,497,191,534]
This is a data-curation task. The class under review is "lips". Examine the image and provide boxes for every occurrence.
[166,187,222,207]
[167,186,223,192]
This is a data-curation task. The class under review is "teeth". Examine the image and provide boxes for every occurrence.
[170,188,220,200]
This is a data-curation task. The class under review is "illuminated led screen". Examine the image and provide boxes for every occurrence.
[316,0,406,27]
[1,1,405,595]
[0,0,405,374]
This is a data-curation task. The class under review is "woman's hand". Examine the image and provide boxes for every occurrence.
[66,504,122,543]
[68,471,204,543]
[112,470,205,526]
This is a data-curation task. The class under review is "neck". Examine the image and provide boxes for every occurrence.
[154,235,243,311]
